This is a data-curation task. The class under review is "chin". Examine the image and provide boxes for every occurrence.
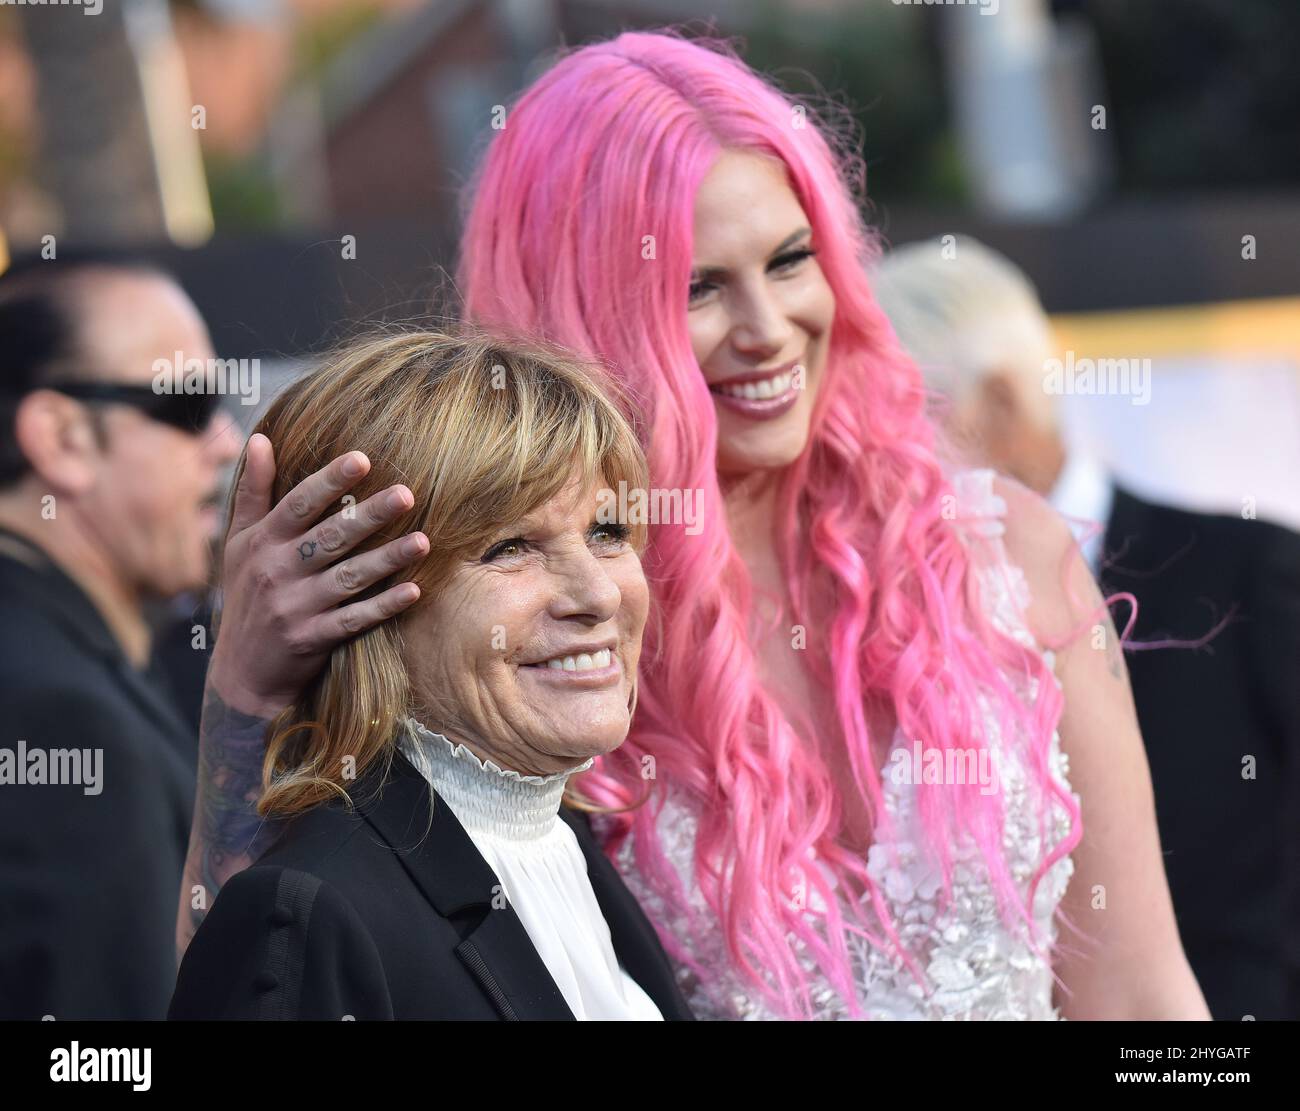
[546,706,631,762]
[146,567,199,602]
[713,403,816,476]
[575,720,632,759]
[174,559,212,598]
[716,433,811,475]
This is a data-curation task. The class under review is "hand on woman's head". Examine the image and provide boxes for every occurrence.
[208,435,428,719]
[403,473,648,778]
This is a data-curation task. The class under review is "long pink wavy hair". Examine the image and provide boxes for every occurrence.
[457,28,1083,1018]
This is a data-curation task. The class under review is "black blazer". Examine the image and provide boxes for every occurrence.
[0,529,197,1020]
[1101,485,1300,1020]
[169,746,695,1020]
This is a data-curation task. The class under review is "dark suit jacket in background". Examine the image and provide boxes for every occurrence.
[0,529,197,1020]
[169,747,694,1020]
[1101,485,1300,1020]
[149,593,216,736]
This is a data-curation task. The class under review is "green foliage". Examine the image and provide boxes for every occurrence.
[742,1,962,205]
[294,0,386,81]
[204,151,280,230]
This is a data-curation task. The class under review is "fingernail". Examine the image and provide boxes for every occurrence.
[388,489,411,511]
[403,534,426,556]
[342,455,365,477]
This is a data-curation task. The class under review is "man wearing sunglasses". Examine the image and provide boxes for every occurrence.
[0,258,243,1019]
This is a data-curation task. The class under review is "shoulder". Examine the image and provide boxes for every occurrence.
[947,468,1077,601]
[989,472,1075,563]
[170,861,383,1020]
[1114,481,1298,559]
[193,861,364,939]
[253,795,372,872]
[0,563,95,662]
[988,472,1098,645]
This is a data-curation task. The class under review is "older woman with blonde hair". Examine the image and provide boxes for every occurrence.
[169,329,692,1020]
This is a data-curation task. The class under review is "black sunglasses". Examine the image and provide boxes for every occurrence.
[44,382,225,434]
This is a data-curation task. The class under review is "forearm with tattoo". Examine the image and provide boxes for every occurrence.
[175,684,285,962]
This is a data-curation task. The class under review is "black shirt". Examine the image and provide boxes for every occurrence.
[0,527,196,1019]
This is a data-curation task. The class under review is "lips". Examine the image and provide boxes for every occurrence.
[708,371,799,421]
[714,369,796,401]
[520,646,623,690]
[706,360,804,421]
[532,648,612,672]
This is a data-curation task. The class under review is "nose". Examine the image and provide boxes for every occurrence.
[728,279,795,359]
[548,545,622,626]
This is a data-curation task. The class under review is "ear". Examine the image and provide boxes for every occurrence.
[14,389,103,495]
[975,370,1026,437]
[980,369,1021,416]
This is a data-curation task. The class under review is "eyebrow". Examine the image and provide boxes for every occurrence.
[690,226,812,282]
[486,509,610,540]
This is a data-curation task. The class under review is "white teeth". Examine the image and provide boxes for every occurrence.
[720,371,792,400]
[543,648,611,672]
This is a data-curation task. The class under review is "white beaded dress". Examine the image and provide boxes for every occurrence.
[595,468,1080,1020]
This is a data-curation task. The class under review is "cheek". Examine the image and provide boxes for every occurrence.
[470,574,551,670]
[410,599,503,718]
[100,465,166,537]
[119,441,191,515]
[794,270,836,338]
[613,562,650,646]
[687,309,727,371]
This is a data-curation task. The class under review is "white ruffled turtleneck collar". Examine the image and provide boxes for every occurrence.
[399,717,594,842]
[395,716,663,1021]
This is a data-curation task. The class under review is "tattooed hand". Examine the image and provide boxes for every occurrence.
[208,434,428,718]
[176,434,428,960]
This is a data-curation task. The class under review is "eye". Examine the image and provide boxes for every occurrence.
[688,276,718,305]
[480,537,529,563]
[590,522,631,546]
[769,246,816,273]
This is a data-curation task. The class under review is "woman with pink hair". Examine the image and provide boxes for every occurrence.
[181,29,1207,1020]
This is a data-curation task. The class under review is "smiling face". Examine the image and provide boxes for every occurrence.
[688,150,837,478]
[401,474,649,778]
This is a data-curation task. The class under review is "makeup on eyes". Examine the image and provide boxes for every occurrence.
[688,229,817,304]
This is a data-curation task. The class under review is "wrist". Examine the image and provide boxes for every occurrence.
[207,656,291,720]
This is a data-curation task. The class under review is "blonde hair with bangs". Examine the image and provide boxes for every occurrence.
[233,328,648,819]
